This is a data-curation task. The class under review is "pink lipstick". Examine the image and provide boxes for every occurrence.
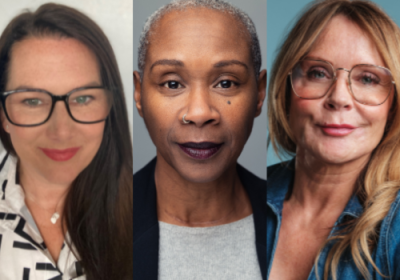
[319,124,356,137]
[178,142,222,160]
[40,147,80,161]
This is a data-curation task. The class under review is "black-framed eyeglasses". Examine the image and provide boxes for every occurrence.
[0,86,112,127]
[289,58,395,106]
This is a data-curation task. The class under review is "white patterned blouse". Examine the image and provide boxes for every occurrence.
[0,151,85,280]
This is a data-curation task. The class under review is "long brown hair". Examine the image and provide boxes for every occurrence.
[0,4,132,279]
[268,0,400,279]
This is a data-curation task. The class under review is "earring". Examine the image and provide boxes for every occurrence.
[182,114,190,124]
[6,124,8,130]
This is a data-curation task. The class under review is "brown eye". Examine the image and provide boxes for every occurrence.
[216,80,237,89]
[162,81,183,89]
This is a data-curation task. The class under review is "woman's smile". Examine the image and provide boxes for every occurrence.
[39,147,81,161]
[6,37,105,185]
[289,15,392,164]
[317,123,357,137]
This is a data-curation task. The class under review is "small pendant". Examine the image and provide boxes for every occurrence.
[50,212,60,224]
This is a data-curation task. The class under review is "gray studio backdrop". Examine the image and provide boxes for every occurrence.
[0,0,133,153]
[267,0,400,167]
[133,0,267,179]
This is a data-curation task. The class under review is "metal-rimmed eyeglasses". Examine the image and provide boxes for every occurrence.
[0,86,112,127]
[289,58,395,106]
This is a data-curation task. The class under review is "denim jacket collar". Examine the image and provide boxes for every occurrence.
[267,158,364,221]
[267,158,400,280]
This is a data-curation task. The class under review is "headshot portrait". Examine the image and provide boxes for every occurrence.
[267,0,400,279]
[133,0,266,279]
[0,1,133,279]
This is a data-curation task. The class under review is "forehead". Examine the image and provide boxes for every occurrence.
[7,37,100,91]
[146,7,251,68]
[308,15,384,67]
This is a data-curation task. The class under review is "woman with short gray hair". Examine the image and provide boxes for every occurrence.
[133,0,266,279]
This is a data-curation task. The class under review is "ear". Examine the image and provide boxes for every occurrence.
[133,71,144,118]
[255,69,267,117]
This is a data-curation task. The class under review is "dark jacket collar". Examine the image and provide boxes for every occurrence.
[133,158,266,280]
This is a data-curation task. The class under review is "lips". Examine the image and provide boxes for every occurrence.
[319,123,356,137]
[178,142,223,160]
[39,147,80,161]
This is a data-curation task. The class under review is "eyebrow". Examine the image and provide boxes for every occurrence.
[304,55,335,66]
[150,59,184,71]
[150,59,249,72]
[213,60,248,70]
[9,81,102,92]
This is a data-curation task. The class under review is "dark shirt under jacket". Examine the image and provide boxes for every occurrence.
[133,158,266,280]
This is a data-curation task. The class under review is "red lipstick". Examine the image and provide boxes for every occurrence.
[39,147,80,161]
[178,142,222,160]
[319,124,356,137]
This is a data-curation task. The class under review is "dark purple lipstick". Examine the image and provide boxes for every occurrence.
[178,142,223,160]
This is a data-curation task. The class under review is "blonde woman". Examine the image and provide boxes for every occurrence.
[267,1,400,280]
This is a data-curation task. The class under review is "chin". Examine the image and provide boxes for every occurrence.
[313,146,364,165]
[175,163,227,184]
[41,167,81,185]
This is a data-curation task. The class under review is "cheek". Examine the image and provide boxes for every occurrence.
[223,94,258,147]
[359,105,390,141]
[141,93,177,146]
[78,123,105,153]
[9,127,44,153]
[289,98,318,141]
[86,124,104,137]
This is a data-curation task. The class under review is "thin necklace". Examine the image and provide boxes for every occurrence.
[25,195,62,224]
[18,164,65,224]
[50,211,60,224]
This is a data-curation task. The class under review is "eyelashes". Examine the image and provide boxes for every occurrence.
[160,79,239,90]
[161,81,183,89]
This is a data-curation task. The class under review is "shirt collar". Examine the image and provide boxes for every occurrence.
[267,158,364,219]
[0,153,26,215]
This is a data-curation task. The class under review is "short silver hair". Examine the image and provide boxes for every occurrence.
[137,0,262,79]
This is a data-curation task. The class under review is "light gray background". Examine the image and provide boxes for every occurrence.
[133,0,267,179]
[267,0,400,167]
[0,0,133,148]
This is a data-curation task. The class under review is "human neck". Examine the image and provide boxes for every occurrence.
[289,149,369,219]
[19,162,70,212]
[154,155,252,227]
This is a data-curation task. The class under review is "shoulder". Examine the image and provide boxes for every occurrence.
[267,160,294,191]
[0,152,17,209]
[384,190,400,236]
[133,157,158,241]
[236,164,266,218]
[237,164,266,212]
[133,157,157,188]
[237,164,266,192]
[267,160,294,181]
[380,190,400,277]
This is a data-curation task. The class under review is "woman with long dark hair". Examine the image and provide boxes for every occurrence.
[0,3,132,279]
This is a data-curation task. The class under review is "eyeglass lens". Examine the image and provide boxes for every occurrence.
[291,60,393,105]
[5,88,110,126]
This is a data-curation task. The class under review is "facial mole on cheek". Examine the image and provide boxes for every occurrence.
[227,100,231,105]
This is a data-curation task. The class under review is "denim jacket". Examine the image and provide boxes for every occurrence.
[267,160,400,280]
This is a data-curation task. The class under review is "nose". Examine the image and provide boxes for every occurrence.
[46,101,75,140]
[324,69,354,111]
[183,85,220,127]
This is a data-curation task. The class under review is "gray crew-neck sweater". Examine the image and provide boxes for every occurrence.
[158,214,262,280]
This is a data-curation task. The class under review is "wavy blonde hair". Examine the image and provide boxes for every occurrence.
[268,0,400,279]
